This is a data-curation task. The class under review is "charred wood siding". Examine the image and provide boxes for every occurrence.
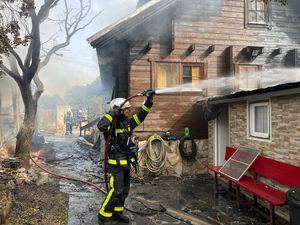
[97,41,129,99]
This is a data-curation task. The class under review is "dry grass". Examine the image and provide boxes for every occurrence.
[0,131,15,158]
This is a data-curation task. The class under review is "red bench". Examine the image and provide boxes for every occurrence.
[208,146,300,225]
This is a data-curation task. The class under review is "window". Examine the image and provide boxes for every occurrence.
[249,101,270,139]
[246,0,271,27]
[154,62,206,89]
[234,64,262,91]
[156,63,180,88]
[183,64,205,85]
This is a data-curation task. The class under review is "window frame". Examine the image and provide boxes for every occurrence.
[245,0,271,29]
[152,61,207,92]
[248,101,271,140]
[234,63,263,91]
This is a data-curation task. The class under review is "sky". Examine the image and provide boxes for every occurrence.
[39,0,138,96]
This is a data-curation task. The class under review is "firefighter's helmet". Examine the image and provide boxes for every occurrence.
[109,98,131,110]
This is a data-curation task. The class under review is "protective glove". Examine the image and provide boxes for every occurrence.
[145,89,155,101]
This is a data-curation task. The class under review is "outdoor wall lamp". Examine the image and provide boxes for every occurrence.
[246,46,264,60]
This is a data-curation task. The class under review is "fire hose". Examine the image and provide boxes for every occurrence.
[29,154,165,216]
[103,89,155,191]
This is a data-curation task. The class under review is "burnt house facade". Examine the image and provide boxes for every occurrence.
[88,0,300,140]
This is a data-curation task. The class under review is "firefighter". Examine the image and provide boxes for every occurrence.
[97,90,154,224]
[64,110,74,135]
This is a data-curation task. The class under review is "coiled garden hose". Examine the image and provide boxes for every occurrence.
[139,135,167,175]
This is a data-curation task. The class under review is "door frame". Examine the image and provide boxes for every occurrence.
[214,106,230,166]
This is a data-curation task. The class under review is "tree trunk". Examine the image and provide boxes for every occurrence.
[12,88,21,135]
[0,91,2,139]
[14,84,37,168]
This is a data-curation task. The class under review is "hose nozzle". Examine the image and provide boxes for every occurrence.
[139,89,156,97]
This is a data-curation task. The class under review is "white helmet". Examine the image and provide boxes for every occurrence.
[109,98,131,110]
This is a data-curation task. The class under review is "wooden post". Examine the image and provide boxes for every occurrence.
[270,204,275,225]
[214,173,218,197]
[229,180,232,190]
[236,186,241,208]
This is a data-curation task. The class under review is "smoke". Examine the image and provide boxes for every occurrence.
[155,68,300,95]
[176,0,224,22]
[39,0,138,97]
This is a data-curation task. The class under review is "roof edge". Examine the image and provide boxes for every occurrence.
[87,0,162,46]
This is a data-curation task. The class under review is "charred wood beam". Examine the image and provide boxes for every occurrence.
[140,41,153,54]
[267,48,282,63]
[208,45,215,54]
[180,44,195,59]
[284,49,298,67]
[200,45,215,59]
[273,48,282,56]
[167,37,175,54]
[187,44,196,55]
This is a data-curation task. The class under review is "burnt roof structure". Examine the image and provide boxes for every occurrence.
[87,0,176,48]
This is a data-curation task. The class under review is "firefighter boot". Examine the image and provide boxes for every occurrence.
[98,214,110,224]
[112,213,130,223]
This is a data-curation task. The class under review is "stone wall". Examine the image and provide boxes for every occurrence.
[227,93,300,220]
[229,93,300,166]
[137,138,209,177]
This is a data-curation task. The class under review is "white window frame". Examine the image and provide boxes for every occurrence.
[245,0,271,29]
[248,101,270,139]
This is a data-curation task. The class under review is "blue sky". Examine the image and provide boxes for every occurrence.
[40,0,138,96]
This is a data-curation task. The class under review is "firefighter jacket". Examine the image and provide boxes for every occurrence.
[97,99,153,167]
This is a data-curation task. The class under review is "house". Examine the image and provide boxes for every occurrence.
[198,80,300,221]
[88,0,300,143]
[198,80,300,167]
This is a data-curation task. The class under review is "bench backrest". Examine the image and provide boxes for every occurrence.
[224,146,300,187]
[250,156,300,187]
[225,146,237,160]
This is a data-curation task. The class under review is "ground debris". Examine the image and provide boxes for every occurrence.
[0,190,12,225]
[0,158,21,170]
[6,182,68,225]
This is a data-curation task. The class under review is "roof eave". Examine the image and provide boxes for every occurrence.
[198,83,300,106]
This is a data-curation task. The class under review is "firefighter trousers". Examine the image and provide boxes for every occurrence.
[99,165,130,218]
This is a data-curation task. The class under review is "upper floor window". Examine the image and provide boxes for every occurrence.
[246,0,271,28]
[183,64,205,85]
[234,64,262,91]
[156,63,180,88]
[154,62,206,91]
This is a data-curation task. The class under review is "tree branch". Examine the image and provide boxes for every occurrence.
[38,0,102,72]
[38,39,70,71]
[27,9,41,82]
[9,48,27,74]
[33,74,44,100]
[0,63,22,85]
[37,0,60,24]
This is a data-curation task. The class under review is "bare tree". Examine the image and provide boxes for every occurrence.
[0,0,102,168]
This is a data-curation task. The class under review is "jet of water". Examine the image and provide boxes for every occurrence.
[155,68,300,95]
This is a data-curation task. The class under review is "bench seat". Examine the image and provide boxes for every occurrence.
[238,176,286,205]
[209,165,286,205]
[209,146,300,225]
